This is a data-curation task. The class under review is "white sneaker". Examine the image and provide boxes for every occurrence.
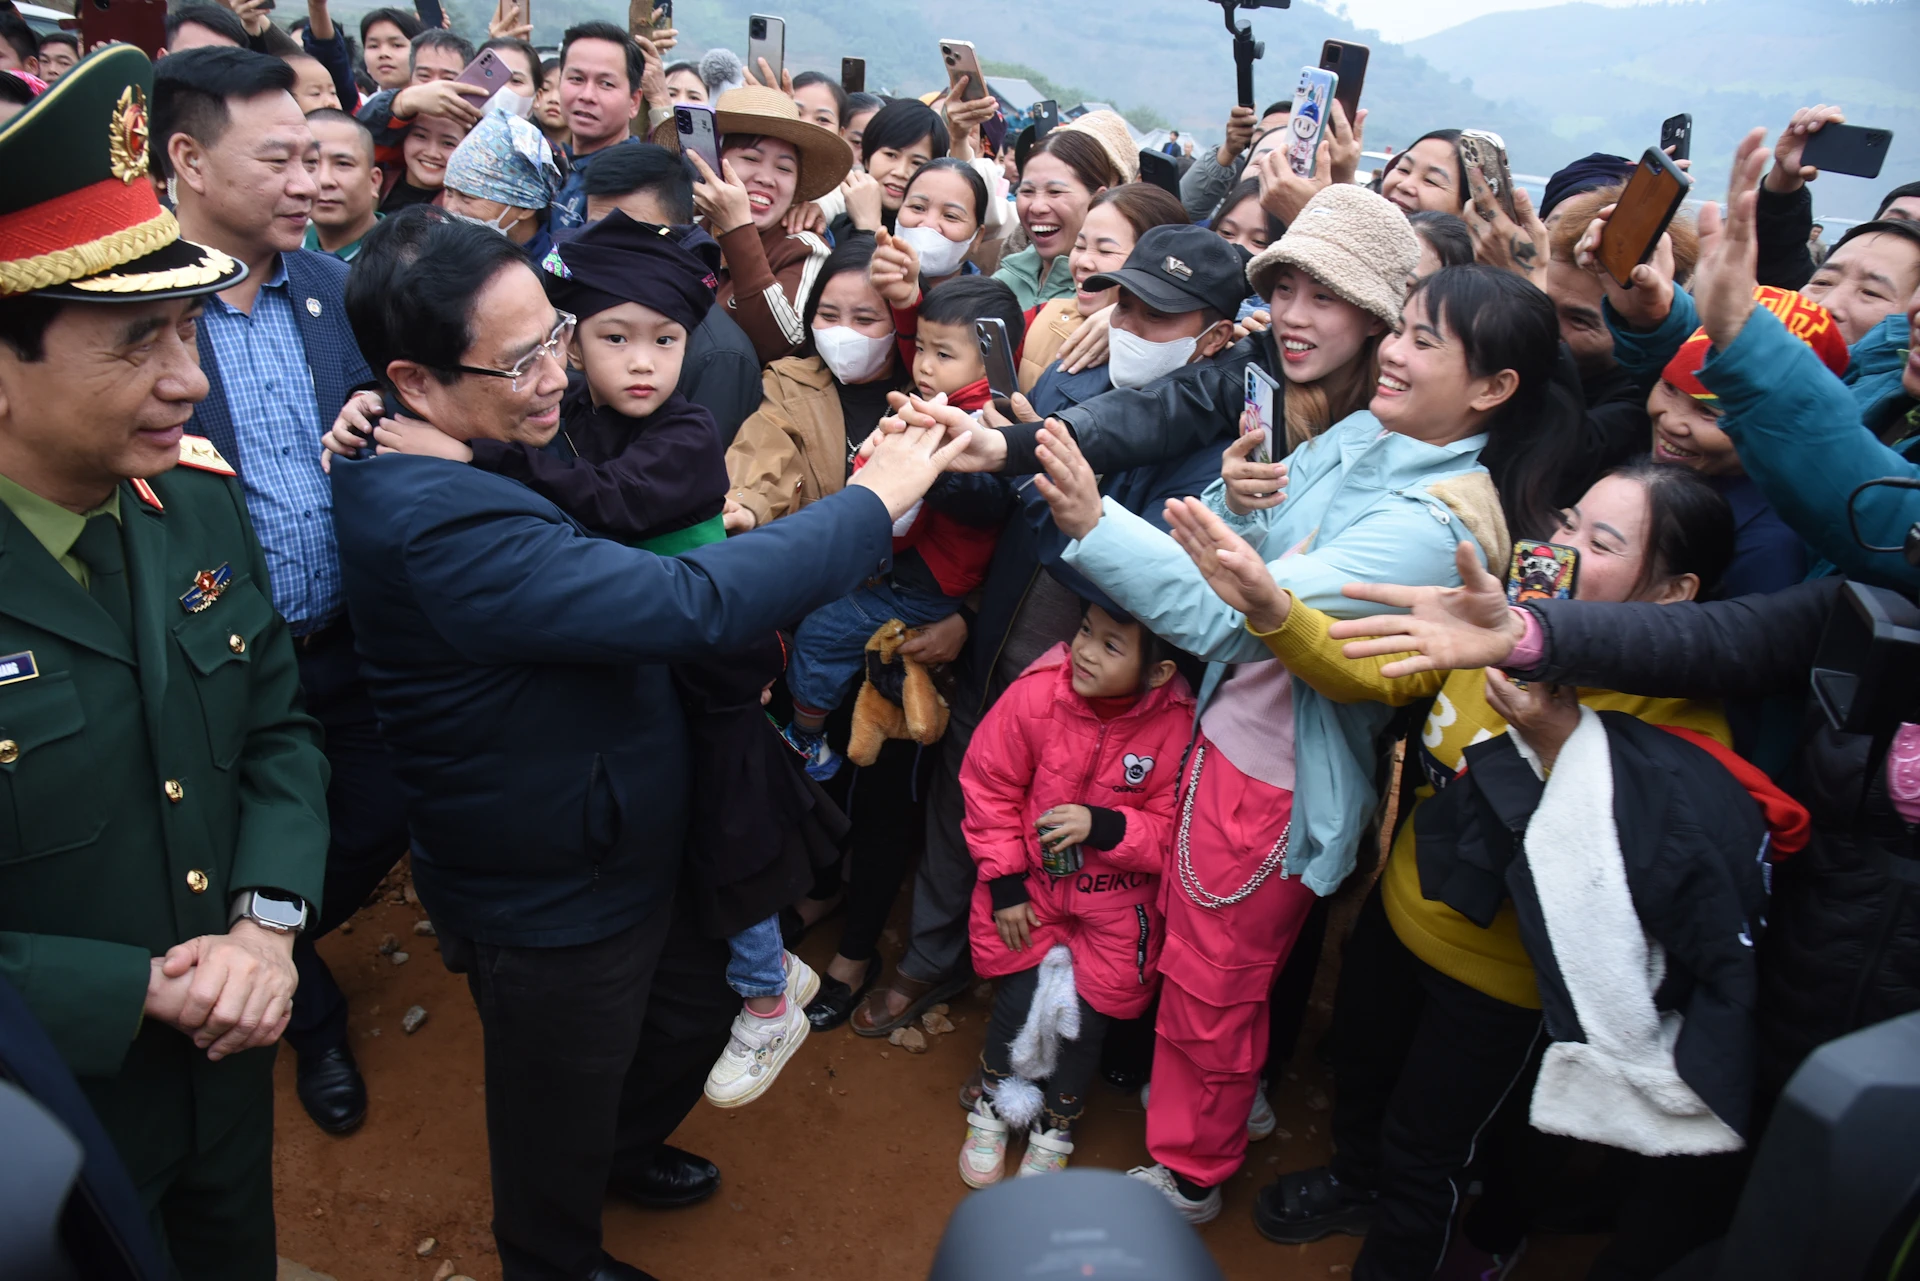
[1140,1079,1276,1141]
[1016,1127,1074,1177]
[1248,1081,1277,1141]
[704,999,810,1108]
[1127,1162,1222,1225]
[783,951,821,1009]
[958,1102,1009,1189]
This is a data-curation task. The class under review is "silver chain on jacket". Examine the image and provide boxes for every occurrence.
[1175,743,1292,910]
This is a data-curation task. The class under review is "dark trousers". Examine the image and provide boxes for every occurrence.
[285,623,410,1059]
[438,894,735,1281]
[980,962,1110,1132]
[818,735,930,964]
[140,1067,277,1281]
[1329,891,1545,1281]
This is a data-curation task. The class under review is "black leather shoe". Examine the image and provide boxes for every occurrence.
[804,955,880,1032]
[296,1045,367,1135]
[608,1145,719,1208]
[585,1253,659,1281]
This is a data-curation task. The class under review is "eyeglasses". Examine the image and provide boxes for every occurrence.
[454,310,576,392]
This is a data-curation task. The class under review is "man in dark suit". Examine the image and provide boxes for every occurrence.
[154,47,408,1135]
[0,46,331,1276]
[330,211,966,1281]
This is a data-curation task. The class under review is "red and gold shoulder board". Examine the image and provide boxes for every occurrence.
[177,435,236,476]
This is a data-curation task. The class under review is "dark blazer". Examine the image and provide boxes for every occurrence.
[186,250,373,469]
[329,452,894,948]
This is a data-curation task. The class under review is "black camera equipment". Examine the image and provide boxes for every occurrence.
[1206,0,1289,110]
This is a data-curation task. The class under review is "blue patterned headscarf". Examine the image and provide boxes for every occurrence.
[444,108,562,213]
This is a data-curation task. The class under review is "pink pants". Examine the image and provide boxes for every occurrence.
[1145,735,1317,1187]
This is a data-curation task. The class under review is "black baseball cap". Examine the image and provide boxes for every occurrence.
[1084,224,1250,319]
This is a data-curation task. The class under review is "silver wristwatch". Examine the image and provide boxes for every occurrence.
[229,889,311,935]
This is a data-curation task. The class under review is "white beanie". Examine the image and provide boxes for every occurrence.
[1246,184,1421,330]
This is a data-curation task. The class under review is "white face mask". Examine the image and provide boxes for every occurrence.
[449,206,521,234]
[895,222,975,278]
[1107,325,1200,390]
[814,325,895,384]
[486,87,535,119]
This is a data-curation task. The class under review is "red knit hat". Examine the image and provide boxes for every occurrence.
[1661,286,1849,399]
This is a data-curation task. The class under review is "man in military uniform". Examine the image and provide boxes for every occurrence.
[0,47,330,1278]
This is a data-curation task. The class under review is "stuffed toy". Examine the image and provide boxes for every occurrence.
[846,618,950,766]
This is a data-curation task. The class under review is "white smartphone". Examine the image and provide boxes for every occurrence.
[1243,364,1278,465]
[675,103,720,177]
[1286,66,1339,179]
[747,13,785,84]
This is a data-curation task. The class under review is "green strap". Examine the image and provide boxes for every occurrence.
[634,512,728,556]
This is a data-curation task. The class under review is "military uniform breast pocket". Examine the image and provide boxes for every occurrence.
[0,672,105,862]
[173,578,275,769]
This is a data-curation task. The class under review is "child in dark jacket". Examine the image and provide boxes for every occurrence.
[780,276,1023,780]
[954,602,1194,1186]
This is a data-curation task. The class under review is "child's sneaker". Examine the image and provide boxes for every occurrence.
[1016,1127,1074,1177]
[1248,1081,1277,1141]
[958,1101,1009,1188]
[704,998,810,1108]
[783,951,821,1009]
[780,722,842,781]
[1127,1163,1222,1225]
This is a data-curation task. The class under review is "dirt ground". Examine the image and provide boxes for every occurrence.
[271,876,1604,1281]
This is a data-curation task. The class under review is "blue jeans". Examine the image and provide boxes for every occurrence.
[726,915,787,999]
[786,577,963,714]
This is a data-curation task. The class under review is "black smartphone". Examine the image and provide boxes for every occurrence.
[976,318,1018,414]
[1031,99,1059,141]
[1318,39,1368,128]
[841,56,864,94]
[1801,124,1894,180]
[414,0,446,33]
[1138,149,1181,196]
[1660,111,1691,163]
[1597,146,1692,288]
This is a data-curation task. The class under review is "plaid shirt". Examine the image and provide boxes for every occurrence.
[199,259,341,632]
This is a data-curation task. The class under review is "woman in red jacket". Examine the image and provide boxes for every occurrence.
[954,603,1195,1186]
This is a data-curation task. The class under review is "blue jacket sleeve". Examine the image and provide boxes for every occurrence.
[355,88,410,150]
[1701,304,1920,590]
[1604,286,1700,398]
[392,462,897,664]
[302,23,359,113]
[922,471,1014,527]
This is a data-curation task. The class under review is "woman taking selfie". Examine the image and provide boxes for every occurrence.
[1379,128,1470,216]
[689,85,855,363]
[1030,262,1562,1227]
[996,127,1124,308]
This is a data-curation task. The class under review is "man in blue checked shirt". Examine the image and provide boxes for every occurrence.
[156,47,408,1138]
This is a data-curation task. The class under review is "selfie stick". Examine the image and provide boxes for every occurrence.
[1210,0,1285,109]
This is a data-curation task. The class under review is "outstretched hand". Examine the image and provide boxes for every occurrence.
[1326,541,1523,678]
[848,417,975,520]
[1163,496,1290,633]
[1692,128,1770,352]
[1033,423,1102,540]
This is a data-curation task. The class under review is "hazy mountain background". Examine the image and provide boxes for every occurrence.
[346,0,1916,222]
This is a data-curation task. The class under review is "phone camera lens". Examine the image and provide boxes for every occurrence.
[749,18,764,36]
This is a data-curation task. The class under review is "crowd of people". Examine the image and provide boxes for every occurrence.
[1,5,1918,1281]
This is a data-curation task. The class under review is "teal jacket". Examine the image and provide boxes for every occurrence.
[1061,411,1495,896]
[1609,289,1920,591]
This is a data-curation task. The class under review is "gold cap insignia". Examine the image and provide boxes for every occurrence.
[109,85,151,185]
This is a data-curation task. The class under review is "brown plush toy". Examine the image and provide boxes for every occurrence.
[846,618,950,766]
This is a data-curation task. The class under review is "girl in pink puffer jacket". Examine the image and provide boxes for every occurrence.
[954,603,1195,1188]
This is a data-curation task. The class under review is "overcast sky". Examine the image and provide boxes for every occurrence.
[1327,0,1652,43]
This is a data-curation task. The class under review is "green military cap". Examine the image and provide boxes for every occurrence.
[0,44,245,300]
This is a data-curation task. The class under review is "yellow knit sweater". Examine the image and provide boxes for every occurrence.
[1251,598,1728,1009]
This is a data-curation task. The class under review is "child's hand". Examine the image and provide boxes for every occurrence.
[994,901,1040,952]
[1035,804,1092,852]
[869,228,922,309]
[369,419,474,462]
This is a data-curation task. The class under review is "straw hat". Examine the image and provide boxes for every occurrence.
[1061,109,1138,184]
[704,85,854,203]
[1245,184,1420,330]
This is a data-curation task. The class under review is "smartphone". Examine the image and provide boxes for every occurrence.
[1243,365,1279,466]
[1031,99,1059,141]
[675,103,721,178]
[1660,112,1692,164]
[414,0,446,34]
[941,38,988,103]
[1138,149,1181,196]
[1507,541,1580,605]
[746,13,784,84]
[1285,67,1338,179]
[1801,124,1895,181]
[1459,129,1517,223]
[652,0,670,27]
[1318,40,1368,130]
[84,0,167,57]
[1597,147,1692,288]
[841,56,865,94]
[455,48,512,93]
[976,318,1018,414]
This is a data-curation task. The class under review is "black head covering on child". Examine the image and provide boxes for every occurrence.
[540,210,720,331]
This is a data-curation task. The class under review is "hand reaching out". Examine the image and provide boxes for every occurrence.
[1163,496,1291,633]
[1691,128,1770,352]
[944,79,997,162]
[491,0,531,41]
[847,417,976,520]
[1765,104,1846,194]
[1325,101,1367,187]
[1220,426,1288,515]
[868,227,922,309]
[1033,423,1102,540]
[1325,541,1523,678]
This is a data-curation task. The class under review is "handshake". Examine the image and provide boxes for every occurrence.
[143,921,300,1062]
[844,389,1040,518]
